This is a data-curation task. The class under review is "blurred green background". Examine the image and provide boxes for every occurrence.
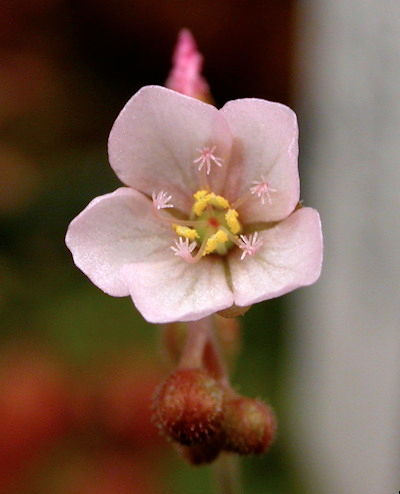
[0,1,308,492]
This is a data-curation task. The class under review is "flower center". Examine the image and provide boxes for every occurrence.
[208,217,219,228]
[153,146,271,263]
[173,190,241,257]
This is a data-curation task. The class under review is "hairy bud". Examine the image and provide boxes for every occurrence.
[153,368,224,446]
[175,442,221,465]
[222,397,276,455]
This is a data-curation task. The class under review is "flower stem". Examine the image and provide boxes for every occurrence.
[179,317,212,368]
[178,316,243,493]
[203,323,231,388]
[213,453,241,494]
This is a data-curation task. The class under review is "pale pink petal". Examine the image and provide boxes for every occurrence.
[228,208,323,307]
[122,257,234,323]
[65,188,174,297]
[108,86,232,212]
[220,98,299,222]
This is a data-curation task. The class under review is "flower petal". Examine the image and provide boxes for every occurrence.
[121,258,234,323]
[229,208,323,306]
[108,86,232,212]
[220,98,300,222]
[65,187,174,297]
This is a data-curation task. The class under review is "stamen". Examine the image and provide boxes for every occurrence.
[218,226,240,246]
[194,190,209,201]
[193,146,223,175]
[209,194,229,209]
[192,196,210,217]
[151,191,206,228]
[192,190,230,217]
[171,236,209,264]
[204,229,228,255]
[238,232,264,260]
[231,190,253,210]
[173,225,199,241]
[171,237,197,262]
[155,214,206,228]
[250,176,276,205]
[152,190,174,210]
[225,209,241,234]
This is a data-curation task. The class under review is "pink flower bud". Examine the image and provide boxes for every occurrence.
[222,397,276,455]
[153,368,224,446]
[165,29,211,102]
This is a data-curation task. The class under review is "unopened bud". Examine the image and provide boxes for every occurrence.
[165,29,212,103]
[153,368,224,446]
[175,442,221,465]
[222,397,276,455]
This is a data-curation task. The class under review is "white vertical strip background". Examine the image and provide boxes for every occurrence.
[289,2,400,493]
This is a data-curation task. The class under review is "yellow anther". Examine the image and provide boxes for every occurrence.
[193,190,212,216]
[192,198,209,217]
[173,225,199,241]
[225,209,241,234]
[192,189,231,217]
[204,229,229,255]
[209,194,230,209]
[215,229,228,243]
[193,190,209,200]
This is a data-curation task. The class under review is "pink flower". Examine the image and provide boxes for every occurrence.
[65,86,323,323]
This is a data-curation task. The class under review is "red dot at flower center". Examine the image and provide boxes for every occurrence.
[208,217,219,228]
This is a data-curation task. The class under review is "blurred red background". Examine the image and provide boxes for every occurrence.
[0,1,296,493]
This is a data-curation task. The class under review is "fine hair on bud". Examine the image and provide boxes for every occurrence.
[153,368,224,446]
[175,442,221,466]
[222,396,276,455]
